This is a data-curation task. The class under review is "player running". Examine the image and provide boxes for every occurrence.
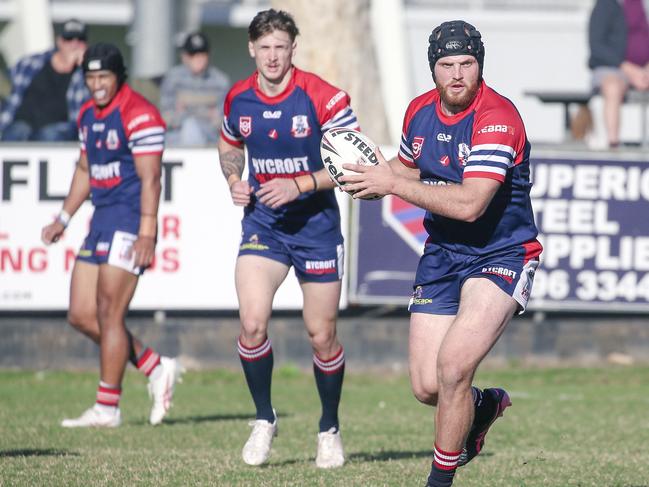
[340,21,542,486]
[218,9,359,468]
[41,43,182,428]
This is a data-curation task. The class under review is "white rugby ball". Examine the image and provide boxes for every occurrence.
[320,127,383,200]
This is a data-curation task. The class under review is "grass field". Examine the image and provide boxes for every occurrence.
[1,365,649,486]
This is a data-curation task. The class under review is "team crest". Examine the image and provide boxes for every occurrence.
[290,115,311,138]
[106,129,120,150]
[412,136,425,160]
[458,143,471,166]
[239,116,252,137]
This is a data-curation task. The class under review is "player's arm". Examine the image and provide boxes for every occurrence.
[218,135,252,206]
[133,153,162,268]
[41,152,91,245]
[341,151,500,222]
[388,155,420,180]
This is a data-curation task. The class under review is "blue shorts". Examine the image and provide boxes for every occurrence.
[408,243,539,315]
[77,207,144,275]
[238,220,344,283]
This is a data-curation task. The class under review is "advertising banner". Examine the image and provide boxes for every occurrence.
[350,150,649,312]
[0,146,349,310]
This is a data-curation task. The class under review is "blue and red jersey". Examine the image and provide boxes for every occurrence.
[221,67,359,246]
[398,81,542,258]
[78,83,166,212]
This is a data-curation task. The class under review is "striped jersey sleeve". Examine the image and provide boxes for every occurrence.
[465,103,526,183]
[124,110,166,156]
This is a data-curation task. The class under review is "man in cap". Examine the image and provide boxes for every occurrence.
[41,43,183,428]
[0,18,90,141]
[339,20,542,486]
[159,31,230,146]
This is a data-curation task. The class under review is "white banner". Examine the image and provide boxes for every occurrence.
[0,146,349,310]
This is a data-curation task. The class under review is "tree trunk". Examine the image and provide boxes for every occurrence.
[270,0,390,144]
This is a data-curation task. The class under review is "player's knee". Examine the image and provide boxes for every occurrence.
[411,376,439,405]
[96,295,121,326]
[308,327,337,351]
[437,360,472,392]
[67,309,93,332]
[239,316,269,344]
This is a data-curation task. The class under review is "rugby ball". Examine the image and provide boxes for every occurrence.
[320,127,383,200]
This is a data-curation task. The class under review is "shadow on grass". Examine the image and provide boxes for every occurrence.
[0,449,80,458]
[161,411,291,425]
[349,450,433,462]
[271,449,437,467]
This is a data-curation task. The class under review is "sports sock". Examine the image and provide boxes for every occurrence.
[472,386,496,426]
[136,347,161,377]
[426,444,460,486]
[313,346,345,432]
[95,381,121,410]
[238,336,274,422]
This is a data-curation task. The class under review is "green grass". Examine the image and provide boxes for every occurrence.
[1,366,649,486]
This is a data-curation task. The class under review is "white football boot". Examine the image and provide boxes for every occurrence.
[148,357,184,425]
[61,405,121,428]
[242,410,278,466]
[316,427,345,469]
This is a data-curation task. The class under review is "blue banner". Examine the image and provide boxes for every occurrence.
[349,151,649,312]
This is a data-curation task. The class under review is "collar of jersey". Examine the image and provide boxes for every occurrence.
[435,80,485,125]
[253,66,297,105]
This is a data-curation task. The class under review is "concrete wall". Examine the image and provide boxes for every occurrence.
[2,313,648,371]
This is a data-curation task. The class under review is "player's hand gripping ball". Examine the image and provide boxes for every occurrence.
[320,128,383,200]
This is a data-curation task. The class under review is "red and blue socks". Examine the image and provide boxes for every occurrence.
[238,336,275,422]
[427,444,460,486]
[313,346,345,432]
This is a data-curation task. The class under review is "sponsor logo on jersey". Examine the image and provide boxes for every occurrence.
[481,266,517,283]
[106,129,120,150]
[290,115,311,138]
[118,240,134,260]
[412,136,425,160]
[252,156,310,183]
[325,90,346,110]
[96,242,110,255]
[239,116,252,137]
[411,285,432,305]
[263,110,282,119]
[268,129,278,139]
[439,155,450,166]
[477,124,514,135]
[89,161,121,188]
[127,113,152,131]
[240,233,269,251]
[92,123,105,132]
[458,143,470,166]
[436,133,452,142]
[305,259,337,274]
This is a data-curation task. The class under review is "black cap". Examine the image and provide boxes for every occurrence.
[182,32,209,54]
[82,43,127,84]
[427,20,485,80]
[60,18,87,41]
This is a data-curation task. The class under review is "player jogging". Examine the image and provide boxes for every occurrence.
[340,21,542,486]
[41,43,182,428]
[218,9,359,468]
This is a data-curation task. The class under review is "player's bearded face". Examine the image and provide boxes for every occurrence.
[249,30,295,85]
[434,55,480,115]
[85,71,119,108]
